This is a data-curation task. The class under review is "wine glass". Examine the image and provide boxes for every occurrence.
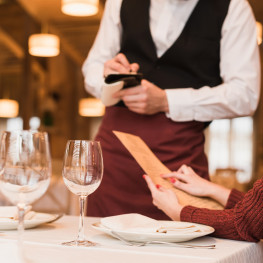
[62,140,103,246]
[0,130,52,240]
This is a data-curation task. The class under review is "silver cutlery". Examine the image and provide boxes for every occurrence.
[111,231,216,249]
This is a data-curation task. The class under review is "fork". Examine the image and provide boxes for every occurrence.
[111,231,216,249]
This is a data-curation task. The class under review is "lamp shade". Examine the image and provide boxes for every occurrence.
[256,22,262,45]
[28,34,60,57]
[79,98,105,117]
[61,0,99,16]
[0,99,19,118]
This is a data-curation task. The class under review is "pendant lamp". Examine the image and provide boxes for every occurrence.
[79,98,105,117]
[61,0,99,16]
[0,99,19,118]
[28,33,60,57]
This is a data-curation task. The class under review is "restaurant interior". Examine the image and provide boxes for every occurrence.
[0,0,262,216]
[0,1,263,262]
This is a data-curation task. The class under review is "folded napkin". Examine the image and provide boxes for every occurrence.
[0,206,34,221]
[101,213,200,234]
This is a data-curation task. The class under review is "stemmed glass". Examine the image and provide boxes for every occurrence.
[0,130,52,254]
[62,140,103,246]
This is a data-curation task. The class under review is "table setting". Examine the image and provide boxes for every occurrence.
[0,206,61,230]
[0,131,262,263]
[1,215,263,263]
[92,213,215,247]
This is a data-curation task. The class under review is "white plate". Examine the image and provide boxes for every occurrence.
[92,221,214,243]
[0,212,61,230]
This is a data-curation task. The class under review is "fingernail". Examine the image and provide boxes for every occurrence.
[169,178,176,183]
[156,184,161,189]
[142,175,146,179]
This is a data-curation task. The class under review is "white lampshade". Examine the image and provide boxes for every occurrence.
[256,22,262,45]
[61,0,99,16]
[28,34,60,57]
[79,98,105,117]
[0,99,19,118]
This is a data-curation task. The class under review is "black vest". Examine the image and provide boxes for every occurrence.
[119,0,231,90]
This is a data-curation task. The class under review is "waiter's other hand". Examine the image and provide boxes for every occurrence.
[113,79,169,115]
[104,53,139,76]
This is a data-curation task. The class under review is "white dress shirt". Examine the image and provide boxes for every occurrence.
[82,0,261,122]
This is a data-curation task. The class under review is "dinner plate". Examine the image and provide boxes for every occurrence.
[0,212,61,230]
[92,221,214,243]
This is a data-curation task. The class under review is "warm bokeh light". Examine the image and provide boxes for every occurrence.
[256,21,262,45]
[0,99,19,118]
[61,0,99,17]
[79,98,105,117]
[28,34,60,57]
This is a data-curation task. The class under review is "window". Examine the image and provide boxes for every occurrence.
[205,117,253,183]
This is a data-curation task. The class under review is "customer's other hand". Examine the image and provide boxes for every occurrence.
[162,165,213,197]
[143,175,182,221]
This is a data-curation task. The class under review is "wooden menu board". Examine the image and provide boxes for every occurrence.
[113,130,223,210]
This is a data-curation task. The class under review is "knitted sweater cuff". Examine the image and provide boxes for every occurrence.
[180,206,196,222]
[225,189,245,209]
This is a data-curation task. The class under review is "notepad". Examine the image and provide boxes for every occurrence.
[101,73,143,106]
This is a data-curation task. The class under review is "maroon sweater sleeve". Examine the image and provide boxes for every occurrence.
[225,188,245,209]
[180,178,263,242]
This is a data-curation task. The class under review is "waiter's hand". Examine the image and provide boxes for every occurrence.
[113,79,169,115]
[104,53,139,76]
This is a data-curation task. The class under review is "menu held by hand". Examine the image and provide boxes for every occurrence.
[113,130,223,210]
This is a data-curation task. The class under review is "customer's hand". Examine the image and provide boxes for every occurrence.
[104,53,139,76]
[162,165,231,206]
[143,175,183,221]
[114,79,169,114]
[162,165,214,197]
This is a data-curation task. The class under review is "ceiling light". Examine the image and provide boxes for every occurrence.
[0,99,19,118]
[61,0,99,16]
[28,33,60,57]
[79,98,105,117]
[256,21,262,45]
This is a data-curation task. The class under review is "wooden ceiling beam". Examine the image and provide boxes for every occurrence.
[50,25,84,66]
[0,27,24,59]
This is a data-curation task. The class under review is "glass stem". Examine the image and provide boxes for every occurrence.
[17,205,25,245]
[77,196,87,242]
[17,204,27,262]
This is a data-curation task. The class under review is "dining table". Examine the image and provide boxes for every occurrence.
[0,215,262,263]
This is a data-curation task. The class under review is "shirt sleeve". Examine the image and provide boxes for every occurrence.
[180,178,263,242]
[81,0,123,98]
[166,0,261,122]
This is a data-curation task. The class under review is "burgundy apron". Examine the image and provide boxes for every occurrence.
[87,106,208,220]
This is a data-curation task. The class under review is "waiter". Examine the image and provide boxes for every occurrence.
[82,0,260,220]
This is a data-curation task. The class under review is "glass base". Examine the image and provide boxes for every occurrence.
[61,240,97,247]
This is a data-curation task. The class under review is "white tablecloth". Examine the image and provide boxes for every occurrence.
[0,216,262,263]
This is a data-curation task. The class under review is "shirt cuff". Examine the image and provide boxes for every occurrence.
[165,88,195,121]
[225,189,245,209]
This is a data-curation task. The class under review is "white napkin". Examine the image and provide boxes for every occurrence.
[101,213,200,234]
[0,206,34,221]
